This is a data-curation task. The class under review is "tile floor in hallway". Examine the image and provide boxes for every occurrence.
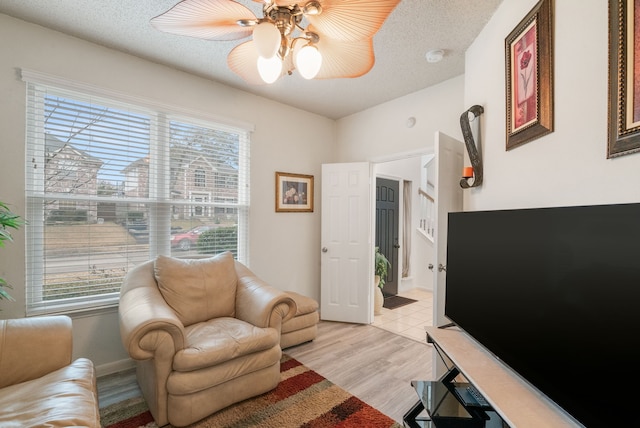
[372,288,433,342]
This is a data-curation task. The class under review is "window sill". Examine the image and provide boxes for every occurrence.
[27,296,120,319]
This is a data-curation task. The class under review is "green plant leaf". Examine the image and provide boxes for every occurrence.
[0,201,23,304]
[374,247,391,288]
[0,201,25,247]
[0,278,15,302]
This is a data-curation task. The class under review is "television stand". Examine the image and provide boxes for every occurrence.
[406,327,581,428]
[403,366,505,428]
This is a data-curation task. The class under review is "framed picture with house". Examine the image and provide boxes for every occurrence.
[505,0,554,150]
[275,171,314,212]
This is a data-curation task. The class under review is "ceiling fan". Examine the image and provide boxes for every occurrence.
[151,0,401,84]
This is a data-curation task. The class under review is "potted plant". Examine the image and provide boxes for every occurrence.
[374,247,391,288]
[374,247,390,315]
[0,201,24,303]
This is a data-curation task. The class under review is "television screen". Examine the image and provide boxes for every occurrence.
[445,203,640,427]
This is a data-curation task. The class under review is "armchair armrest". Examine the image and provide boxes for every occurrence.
[234,261,296,330]
[119,261,185,361]
[0,315,72,388]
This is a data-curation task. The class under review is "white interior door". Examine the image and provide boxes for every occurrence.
[320,162,372,324]
[433,132,464,328]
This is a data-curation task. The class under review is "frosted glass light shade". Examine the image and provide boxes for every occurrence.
[295,45,322,79]
[426,49,444,63]
[257,55,282,83]
[253,22,280,59]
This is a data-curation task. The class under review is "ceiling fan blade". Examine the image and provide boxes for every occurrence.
[307,0,401,42]
[314,35,375,79]
[151,0,258,41]
[227,41,265,84]
[228,40,291,84]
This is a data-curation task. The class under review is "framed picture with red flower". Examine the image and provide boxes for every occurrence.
[505,0,554,150]
[608,0,640,158]
[275,171,314,212]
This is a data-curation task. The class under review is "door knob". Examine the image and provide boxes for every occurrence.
[428,263,434,271]
[438,263,447,272]
[322,247,328,253]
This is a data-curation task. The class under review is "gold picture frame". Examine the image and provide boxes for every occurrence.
[608,0,640,158]
[275,171,314,212]
[505,0,554,150]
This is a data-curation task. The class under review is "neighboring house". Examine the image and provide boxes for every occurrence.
[172,155,216,218]
[44,133,102,222]
[121,153,238,220]
[44,135,239,223]
[121,156,149,198]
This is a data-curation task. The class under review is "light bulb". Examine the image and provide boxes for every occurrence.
[295,45,322,80]
[253,22,280,59]
[257,55,282,84]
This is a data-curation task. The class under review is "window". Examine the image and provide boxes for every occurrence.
[194,169,205,187]
[24,72,251,315]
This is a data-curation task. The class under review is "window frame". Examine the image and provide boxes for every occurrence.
[22,70,254,316]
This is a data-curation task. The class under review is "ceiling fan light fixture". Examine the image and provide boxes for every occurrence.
[295,44,322,79]
[253,21,281,59]
[302,1,323,16]
[257,55,283,83]
[151,0,402,84]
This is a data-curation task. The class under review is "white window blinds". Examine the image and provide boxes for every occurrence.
[24,75,251,315]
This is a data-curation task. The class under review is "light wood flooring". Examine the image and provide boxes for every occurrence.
[97,366,142,410]
[97,320,435,424]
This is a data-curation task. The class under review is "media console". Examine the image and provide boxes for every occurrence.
[403,327,581,428]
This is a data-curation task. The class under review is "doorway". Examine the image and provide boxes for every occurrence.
[371,136,462,342]
[375,177,399,296]
[319,136,463,332]
[373,153,434,298]
[371,154,435,341]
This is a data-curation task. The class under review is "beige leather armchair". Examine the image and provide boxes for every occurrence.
[119,252,296,427]
[0,315,100,427]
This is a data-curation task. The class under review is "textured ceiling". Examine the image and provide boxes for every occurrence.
[0,0,502,119]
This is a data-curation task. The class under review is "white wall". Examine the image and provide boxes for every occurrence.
[0,14,335,373]
[336,75,465,162]
[464,0,640,211]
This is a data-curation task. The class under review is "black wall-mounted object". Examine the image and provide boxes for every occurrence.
[459,105,484,189]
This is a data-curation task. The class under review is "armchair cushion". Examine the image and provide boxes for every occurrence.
[154,252,237,326]
[173,318,279,371]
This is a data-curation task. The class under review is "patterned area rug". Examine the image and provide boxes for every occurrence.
[100,355,402,428]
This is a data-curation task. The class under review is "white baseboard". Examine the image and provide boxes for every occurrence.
[96,358,136,377]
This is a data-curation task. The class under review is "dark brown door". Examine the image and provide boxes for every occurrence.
[375,177,399,296]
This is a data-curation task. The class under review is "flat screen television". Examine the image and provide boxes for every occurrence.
[445,203,640,427]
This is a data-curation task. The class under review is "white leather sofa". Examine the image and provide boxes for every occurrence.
[0,315,100,427]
